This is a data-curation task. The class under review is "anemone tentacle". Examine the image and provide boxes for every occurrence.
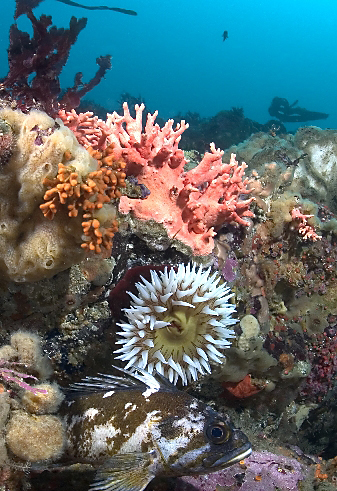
[114,263,236,385]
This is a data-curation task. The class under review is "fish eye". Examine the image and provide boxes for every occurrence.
[206,421,230,444]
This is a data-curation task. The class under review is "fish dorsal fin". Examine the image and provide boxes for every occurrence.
[67,366,178,396]
[90,452,155,491]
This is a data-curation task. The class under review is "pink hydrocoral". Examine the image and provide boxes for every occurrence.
[291,207,321,241]
[57,109,111,150]
[59,103,254,255]
[110,103,254,255]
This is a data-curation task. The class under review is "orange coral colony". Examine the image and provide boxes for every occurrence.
[40,143,126,254]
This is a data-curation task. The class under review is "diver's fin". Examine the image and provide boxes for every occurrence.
[90,452,155,491]
[66,365,178,396]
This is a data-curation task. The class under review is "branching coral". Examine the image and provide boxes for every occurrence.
[291,207,321,241]
[109,104,254,255]
[114,263,236,385]
[182,152,254,231]
[58,109,112,150]
[61,103,254,255]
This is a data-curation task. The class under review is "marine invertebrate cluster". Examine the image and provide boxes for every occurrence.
[1,0,111,115]
[0,361,46,394]
[60,103,254,255]
[222,374,264,399]
[0,106,122,281]
[58,109,112,149]
[112,104,254,255]
[291,207,321,241]
[0,332,65,465]
[177,450,303,491]
[293,126,337,213]
[40,143,126,253]
[299,325,337,402]
[114,263,236,385]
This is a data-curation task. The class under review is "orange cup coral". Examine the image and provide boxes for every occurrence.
[40,143,126,254]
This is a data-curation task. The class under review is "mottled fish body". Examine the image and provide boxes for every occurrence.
[63,368,251,491]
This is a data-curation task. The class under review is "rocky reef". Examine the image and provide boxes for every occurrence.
[1,0,337,490]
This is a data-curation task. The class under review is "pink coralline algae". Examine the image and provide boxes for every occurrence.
[60,103,254,255]
[176,451,303,491]
[291,207,321,242]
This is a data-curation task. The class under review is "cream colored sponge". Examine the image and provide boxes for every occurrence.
[6,410,65,461]
[22,383,64,415]
[0,107,98,282]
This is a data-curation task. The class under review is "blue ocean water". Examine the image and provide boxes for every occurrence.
[1,0,336,132]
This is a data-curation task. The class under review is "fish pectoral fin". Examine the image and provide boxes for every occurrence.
[90,452,156,491]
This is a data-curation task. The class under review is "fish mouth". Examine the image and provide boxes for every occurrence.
[210,442,252,468]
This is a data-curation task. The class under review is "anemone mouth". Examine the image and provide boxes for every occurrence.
[162,309,198,338]
[155,309,202,350]
[114,263,237,385]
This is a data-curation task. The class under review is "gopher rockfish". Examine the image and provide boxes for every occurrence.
[63,367,251,491]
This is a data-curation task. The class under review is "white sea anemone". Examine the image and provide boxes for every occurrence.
[114,263,236,385]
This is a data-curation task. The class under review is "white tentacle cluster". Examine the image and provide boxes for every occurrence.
[114,263,236,385]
